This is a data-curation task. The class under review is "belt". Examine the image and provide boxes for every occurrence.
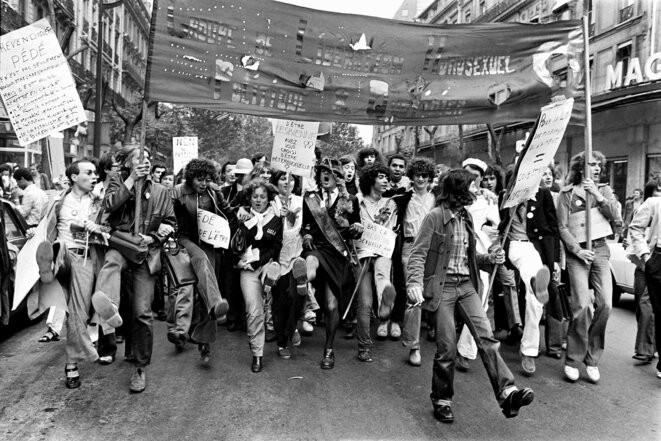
[511,239,531,243]
[68,248,87,256]
[444,274,471,284]
[580,238,606,248]
[404,237,415,243]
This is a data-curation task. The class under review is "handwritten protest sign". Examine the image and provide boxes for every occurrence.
[356,221,397,258]
[271,120,319,177]
[197,208,230,249]
[173,136,198,174]
[568,208,613,243]
[503,98,574,208]
[0,20,86,145]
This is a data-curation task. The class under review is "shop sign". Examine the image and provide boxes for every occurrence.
[607,52,661,90]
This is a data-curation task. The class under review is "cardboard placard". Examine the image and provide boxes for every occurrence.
[568,207,613,243]
[0,20,87,145]
[197,208,230,249]
[271,119,319,177]
[504,98,574,208]
[172,136,198,174]
[356,221,397,258]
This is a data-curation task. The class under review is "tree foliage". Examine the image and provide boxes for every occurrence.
[317,122,366,158]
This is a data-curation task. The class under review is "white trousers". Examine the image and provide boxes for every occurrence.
[508,240,545,357]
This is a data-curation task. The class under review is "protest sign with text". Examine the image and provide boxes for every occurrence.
[356,221,397,258]
[173,136,198,174]
[197,208,230,249]
[503,98,574,208]
[271,119,319,177]
[0,20,86,145]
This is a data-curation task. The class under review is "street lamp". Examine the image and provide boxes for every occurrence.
[93,0,124,158]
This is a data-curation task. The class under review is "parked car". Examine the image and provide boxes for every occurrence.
[0,198,31,332]
[607,240,636,305]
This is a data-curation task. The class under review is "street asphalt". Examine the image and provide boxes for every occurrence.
[0,296,659,441]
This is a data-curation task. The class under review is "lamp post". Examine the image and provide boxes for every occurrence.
[93,0,124,159]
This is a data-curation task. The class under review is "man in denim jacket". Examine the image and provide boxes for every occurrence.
[406,169,534,424]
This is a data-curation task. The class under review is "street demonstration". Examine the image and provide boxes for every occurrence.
[0,0,659,437]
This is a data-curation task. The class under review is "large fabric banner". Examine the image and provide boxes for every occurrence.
[147,0,583,125]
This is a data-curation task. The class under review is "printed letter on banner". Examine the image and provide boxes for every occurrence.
[197,209,230,249]
[356,221,397,258]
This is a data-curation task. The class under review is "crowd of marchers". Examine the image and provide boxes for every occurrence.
[1,144,659,425]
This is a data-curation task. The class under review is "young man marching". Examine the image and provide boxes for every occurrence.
[407,169,534,423]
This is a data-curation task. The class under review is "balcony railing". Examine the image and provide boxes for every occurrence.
[53,0,75,20]
[619,5,634,23]
[0,2,29,34]
[474,0,527,23]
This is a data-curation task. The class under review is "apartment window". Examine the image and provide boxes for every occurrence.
[616,41,632,78]
[618,0,634,23]
[479,0,486,15]
[586,0,595,36]
[464,10,471,23]
[647,155,661,181]
[605,159,627,204]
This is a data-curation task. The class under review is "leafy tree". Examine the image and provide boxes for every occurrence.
[317,122,365,158]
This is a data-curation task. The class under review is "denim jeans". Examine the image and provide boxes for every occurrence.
[644,252,661,371]
[179,238,223,315]
[240,266,266,356]
[96,249,156,367]
[272,271,305,348]
[430,276,515,405]
[401,241,421,350]
[634,267,655,356]
[356,256,393,351]
[565,243,612,368]
[65,250,100,364]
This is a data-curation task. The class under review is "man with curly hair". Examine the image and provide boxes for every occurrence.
[392,158,436,365]
[300,158,362,369]
[356,147,384,169]
[355,163,398,362]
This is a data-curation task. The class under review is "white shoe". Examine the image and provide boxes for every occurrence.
[564,365,579,382]
[586,366,600,383]
[303,310,317,322]
[301,321,314,334]
[390,322,401,339]
[377,321,389,338]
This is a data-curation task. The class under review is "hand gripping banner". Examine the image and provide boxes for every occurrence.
[147,0,583,125]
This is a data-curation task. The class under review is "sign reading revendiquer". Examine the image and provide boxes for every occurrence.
[0,20,86,145]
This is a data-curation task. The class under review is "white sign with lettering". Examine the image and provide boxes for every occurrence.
[504,98,574,208]
[0,20,87,145]
[271,119,319,177]
[173,136,198,174]
[606,52,661,90]
[197,208,230,249]
[356,221,397,258]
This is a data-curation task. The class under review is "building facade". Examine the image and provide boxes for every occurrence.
[372,0,661,203]
[0,0,151,169]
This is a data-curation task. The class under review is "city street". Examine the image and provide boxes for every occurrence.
[0,297,658,441]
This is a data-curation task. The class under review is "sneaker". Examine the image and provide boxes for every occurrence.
[213,299,229,319]
[500,387,534,418]
[521,355,536,376]
[277,346,292,359]
[292,329,301,347]
[98,355,114,365]
[409,349,421,367]
[389,322,401,339]
[531,266,550,304]
[303,309,317,323]
[36,241,54,283]
[376,321,389,339]
[129,368,146,393]
[291,257,308,296]
[564,365,579,382]
[91,291,123,328]
[262,262,281,294]
[378,284,396,320]
[300,321,314,335]
[586,366,600,383]
[455,355,470,372]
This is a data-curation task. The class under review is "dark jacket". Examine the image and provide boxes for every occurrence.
[103,175,176,247]
[406,203,490,312]
[242,213,283,269]
[172,183,237,244]
[499,187,560,266]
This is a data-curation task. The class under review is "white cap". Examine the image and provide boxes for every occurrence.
[462,158,488,174]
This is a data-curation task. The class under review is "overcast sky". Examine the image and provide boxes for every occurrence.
[277,0,407,144]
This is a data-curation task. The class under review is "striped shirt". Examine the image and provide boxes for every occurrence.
[446,209,470,276]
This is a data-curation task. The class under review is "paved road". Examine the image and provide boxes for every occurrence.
[0,297,659,441]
